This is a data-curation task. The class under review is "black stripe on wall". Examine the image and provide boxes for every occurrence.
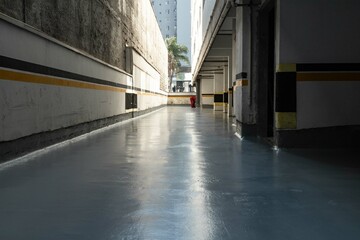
[275,72,296,112]
[0,55,130,90]
[236,72,247,79]
[223,92,228,103]
[0,55,166,96]
[297,63,360,72]
[214,94,223,103]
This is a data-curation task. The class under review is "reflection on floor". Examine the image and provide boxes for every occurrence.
[0,107,359,240]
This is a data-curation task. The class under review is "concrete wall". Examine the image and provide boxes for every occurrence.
[234,6,254,125]
[201,78,214,107]
[0,0,168,91]
[0,17,167,143]
[130,48,168,111]
[277,0,360,130]
[167,93,196,105]
[0,0,168,159]
[214,73,223,111]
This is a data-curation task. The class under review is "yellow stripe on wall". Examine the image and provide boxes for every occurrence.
[275,112,297,129]
[276,64,296,72]
[234,79,248,87]
[214,102,223,106]
[0,69,127,93]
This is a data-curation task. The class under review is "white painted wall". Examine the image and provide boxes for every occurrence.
[214,74,223,93]
[202,0,216,38]
[278,0,360,64]
[201,78,214,94]
[201,78,214,106]
[0,18,166,142]
[131,49,167,111]
[191,0,203,71]
[297,82,360,129]
[278,0,360,129]
[214,73,224,111]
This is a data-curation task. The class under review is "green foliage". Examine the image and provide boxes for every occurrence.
[165,37,189,90]
[176,72,185,80]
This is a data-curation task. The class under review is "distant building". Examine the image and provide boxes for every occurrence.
[151,0,191,67]
[176,0,191,66]
[151,0,177,39]
[152,0,192,92]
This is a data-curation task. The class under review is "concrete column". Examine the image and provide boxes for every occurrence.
[229,18,237,117]
[214,73,224,111]
[196,79,201,107]
[201,76,214,109]
[233,6,257,136]
[223,66,229,113]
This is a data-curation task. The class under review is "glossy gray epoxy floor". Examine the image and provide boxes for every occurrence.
[1,107,360,240]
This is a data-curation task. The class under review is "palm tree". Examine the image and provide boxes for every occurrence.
[165,37,190,91]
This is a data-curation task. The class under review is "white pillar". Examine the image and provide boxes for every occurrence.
[223,66,229,113]
[214,73,224,111]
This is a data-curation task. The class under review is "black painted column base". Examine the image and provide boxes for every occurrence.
[236,120,257,137]
[275,125,360,148]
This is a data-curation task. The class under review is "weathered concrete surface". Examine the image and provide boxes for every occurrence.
[0,0,23,21]
[0,0,168,90]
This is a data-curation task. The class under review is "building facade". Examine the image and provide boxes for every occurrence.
[152,0,192,93]
[151,0,177,39]
[191,0,360,148]
[151,0,191,65]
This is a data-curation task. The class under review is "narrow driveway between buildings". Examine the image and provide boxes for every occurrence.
[0,107,359,240]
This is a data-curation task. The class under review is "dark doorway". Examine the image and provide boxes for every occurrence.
[257,0,275,138]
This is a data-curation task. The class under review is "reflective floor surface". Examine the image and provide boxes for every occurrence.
[0,107,360,240]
